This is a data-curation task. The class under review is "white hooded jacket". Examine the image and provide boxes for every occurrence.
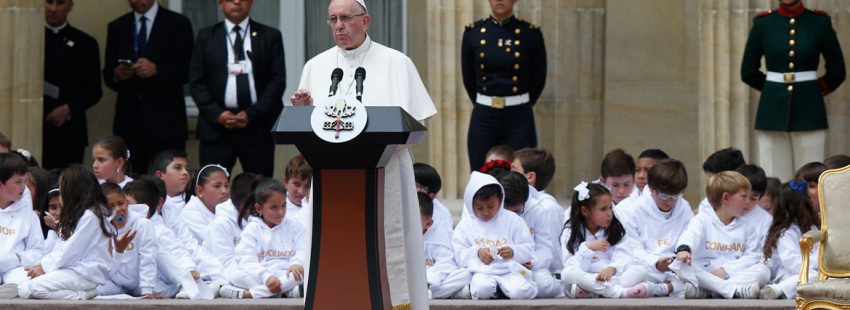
[614,193,694,268]
[235,216,307,284]
[451,172,535,275]
[41,208,111,285]
[677,208,763,275]
[0,196,46,272]
[107,204,158,295]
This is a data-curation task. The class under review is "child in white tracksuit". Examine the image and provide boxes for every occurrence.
[204,172,263,282]
[452,172,537,300]
[613,159,694,297]
[418,193,470,299]
[675,171,770,299]
[561,182,651,299]
[181,165,230,244]
[28,166,112,300]
[221,178,306,299]
[760,182,819,300]
[0,154,46,299]
[98,183,158,298]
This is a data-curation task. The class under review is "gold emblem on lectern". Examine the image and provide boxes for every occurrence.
[323,98,357,139]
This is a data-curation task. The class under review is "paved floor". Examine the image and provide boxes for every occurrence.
[0,298,795,310]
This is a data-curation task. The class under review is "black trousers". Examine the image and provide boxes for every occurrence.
[42,121,85,170]
[467,103,537,171]
[199,123,275,177]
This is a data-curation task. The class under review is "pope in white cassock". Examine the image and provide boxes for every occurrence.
[291,0,436,308]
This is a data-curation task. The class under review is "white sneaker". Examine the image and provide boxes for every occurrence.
[733,283,760,299]
[565,283,593,299]
[760,285,781,300]
[684,282,711,299]
[647,282,670,297]
[0,283,18,299]
[450,285,471,299]
[218,284,244,299]
[83,288,98,300]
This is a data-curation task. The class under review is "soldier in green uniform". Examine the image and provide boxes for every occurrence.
[741,0,845,181]
[462,0,546,172]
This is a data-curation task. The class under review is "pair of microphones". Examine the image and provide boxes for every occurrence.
[328,67,365,101]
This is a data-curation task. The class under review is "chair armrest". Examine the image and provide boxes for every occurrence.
[799,229,824,285]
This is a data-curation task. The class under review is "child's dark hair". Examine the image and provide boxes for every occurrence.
[123,178,163,218]
[763,183,819,259]
[413,162,442,195]
[29,167,51,207]
[564,183,625,254]
[735,164,767,196]
[601,149,635,179]
[648,159,688,195]
[702,147,745,174]
[12,149,39,167]
[795,162,828,183]
[284,154,313,181]
[239,178,286,229]
[150,149,188,175]
[418,192,434,218]
[499,171,529,208]
[824,154,850,170]
[0,153,28,183]
[638,149,670,161]
[764,177,781,199]
[101,182,123,197]
[485,144,515,162]
[185,164,230,203]
[230,172,263,223]
[473,184,503,203]
[94,135,131,175]
[58,165,111,240]
[513,148,555,191]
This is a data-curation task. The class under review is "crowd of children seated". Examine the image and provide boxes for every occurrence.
[0,131,847,300]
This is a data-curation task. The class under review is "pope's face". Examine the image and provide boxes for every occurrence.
[328,0,371,50]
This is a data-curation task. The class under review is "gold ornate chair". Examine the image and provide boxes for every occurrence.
[797,165,850,310]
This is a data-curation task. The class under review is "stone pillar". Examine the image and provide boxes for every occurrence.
[0,0,43,159]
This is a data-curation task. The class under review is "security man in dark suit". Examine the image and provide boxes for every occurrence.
[43,0,102,170]
[741,0,845,181]
[462,0,547,172]
[189,0,285,177]
[103,0,194,174]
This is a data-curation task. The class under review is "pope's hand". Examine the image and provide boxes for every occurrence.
[290,89,314,106]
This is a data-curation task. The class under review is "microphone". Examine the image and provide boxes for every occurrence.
[355,67,366,101]
[328,68,344,96]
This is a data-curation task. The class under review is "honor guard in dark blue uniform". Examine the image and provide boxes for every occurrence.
[43,0,102,169]
[462,0,546,172]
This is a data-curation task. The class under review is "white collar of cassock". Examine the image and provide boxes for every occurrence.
[46,22,68,34]
[340,34,372,59]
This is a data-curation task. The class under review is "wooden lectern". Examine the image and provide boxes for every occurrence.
[272,106,427,310]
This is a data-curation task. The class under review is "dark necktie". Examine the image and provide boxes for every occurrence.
[136,16,147,59]
[234,25,251,111]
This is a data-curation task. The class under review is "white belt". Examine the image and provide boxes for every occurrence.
[766,71,817,83]
[476,92,530,109]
